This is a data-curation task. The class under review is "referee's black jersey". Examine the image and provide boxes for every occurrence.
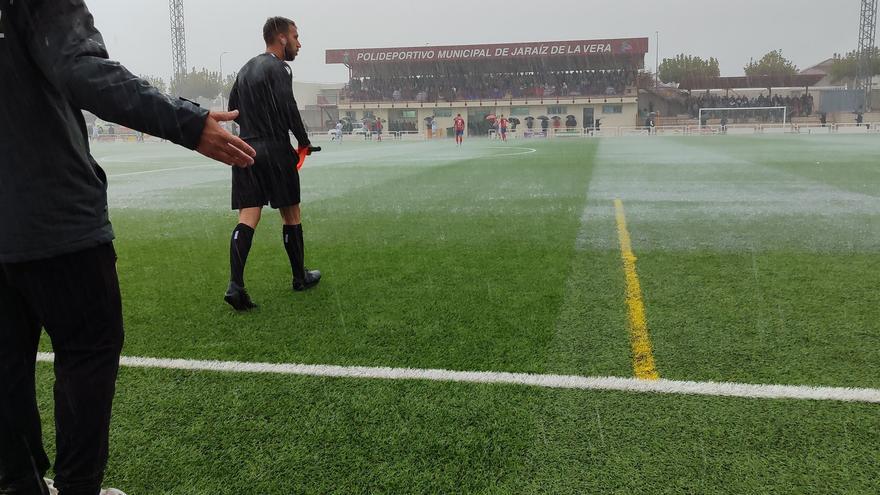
[228,53,311,147]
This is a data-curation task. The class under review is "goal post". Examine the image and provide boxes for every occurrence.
[698,106,788,129]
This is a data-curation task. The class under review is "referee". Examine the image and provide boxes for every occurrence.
[224,17,321,311]
[0,1,255,493]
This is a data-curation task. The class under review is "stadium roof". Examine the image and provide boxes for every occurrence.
[326,38,649,76]
[679,74,825,91]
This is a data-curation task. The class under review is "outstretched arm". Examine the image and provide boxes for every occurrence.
[12,0,254,166]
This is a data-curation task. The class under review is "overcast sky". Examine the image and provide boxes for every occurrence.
[86,0,860,83]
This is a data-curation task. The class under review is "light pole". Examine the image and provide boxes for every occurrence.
[219,51,230,111]
[655,31,660,90]
[220,51,230,80]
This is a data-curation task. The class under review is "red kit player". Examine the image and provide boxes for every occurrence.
[453,113,465,146]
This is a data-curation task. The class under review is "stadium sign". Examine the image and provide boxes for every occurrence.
[327,38,648,65]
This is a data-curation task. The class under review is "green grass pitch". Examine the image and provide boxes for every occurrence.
[36,134,880,493]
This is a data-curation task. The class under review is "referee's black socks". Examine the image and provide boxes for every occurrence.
[230,223,255,287]
[283,224,304,281]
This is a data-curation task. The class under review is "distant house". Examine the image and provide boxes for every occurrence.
[799,58,838,87]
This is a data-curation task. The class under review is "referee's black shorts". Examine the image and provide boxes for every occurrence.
[231,139,301,210]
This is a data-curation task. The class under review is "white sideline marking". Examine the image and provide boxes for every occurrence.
[35,353,880,404]
[109,164,214,178]
[486,146,537,158]
[371,147,537,162]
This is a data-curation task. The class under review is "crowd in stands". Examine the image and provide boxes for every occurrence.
[342,70,637,103]
[687,92,815,118]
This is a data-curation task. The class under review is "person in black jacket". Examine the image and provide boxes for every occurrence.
[223,17,321,311]
[0,1,256,494]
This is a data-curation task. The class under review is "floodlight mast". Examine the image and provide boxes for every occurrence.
[857,0,878,111]
[170,0,187,80]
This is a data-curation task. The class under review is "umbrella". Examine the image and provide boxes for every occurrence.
[507,117,521,125]
[537,116,550,120]
[566,115,577,119]
[551,116,562,120]
[524,116,535,121]
[485,114,497,121]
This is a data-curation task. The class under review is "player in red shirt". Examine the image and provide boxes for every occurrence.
[374,116,383,142]
[499,115,509,142]
[453,114,465,146]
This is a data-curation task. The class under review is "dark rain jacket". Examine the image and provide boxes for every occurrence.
[0,0,208,262]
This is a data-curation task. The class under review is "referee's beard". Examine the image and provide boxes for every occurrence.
[283,43,297,62]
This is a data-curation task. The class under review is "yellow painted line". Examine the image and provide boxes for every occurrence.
[614,199,660,380]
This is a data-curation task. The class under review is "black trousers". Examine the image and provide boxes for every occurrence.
[0,244,123,495]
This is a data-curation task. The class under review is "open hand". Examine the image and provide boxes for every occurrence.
[196,111,256,167]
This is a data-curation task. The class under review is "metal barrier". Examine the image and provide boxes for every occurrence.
[721,124,757,135]
[757,123,793,134]
[522,130,550,139]
[793,125,833,135]
[654,126,689,136]
[92,123,880,148]
[487,129,523,139]
[394,131,425,140]
[309,131,335,142]
[833,123,879,133]
[550,128,586,138]
[92,133,142,143]
[618,126,652,136]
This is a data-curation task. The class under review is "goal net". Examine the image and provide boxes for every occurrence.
[698,106,788,128]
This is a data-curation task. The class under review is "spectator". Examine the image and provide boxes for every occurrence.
[339,69,638,103]
[685,91,815,120]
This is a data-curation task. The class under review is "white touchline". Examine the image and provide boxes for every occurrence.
[34,353,880,404]
[109,164,215,178]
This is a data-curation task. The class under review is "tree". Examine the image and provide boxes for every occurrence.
[142,75,168,94]
[829,48,880,83]
[744,50,798,77]
[170,68,237,100]
[224,73,237,97]
[658,54,720,84]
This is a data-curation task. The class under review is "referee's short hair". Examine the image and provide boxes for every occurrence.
[263,17,297,45]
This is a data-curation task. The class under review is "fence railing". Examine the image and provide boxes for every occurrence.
[310,122,879,142]
[501,123,880,138]
[100,123,880,146]
[391,131,424,140]
[832,123,880,133]
[91,133,146,143]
